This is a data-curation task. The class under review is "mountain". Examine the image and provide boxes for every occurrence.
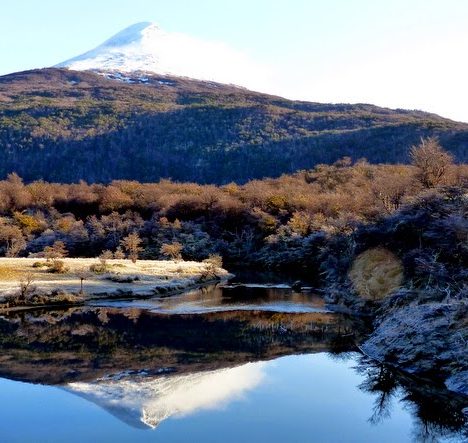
[56,22,264,87]
[1,40,468,184]
[56,22,165,73]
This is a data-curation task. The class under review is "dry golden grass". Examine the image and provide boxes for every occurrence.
[348,247,403,300]
[0,258,230,300]
[0,266,26,281]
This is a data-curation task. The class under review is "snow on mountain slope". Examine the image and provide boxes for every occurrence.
[56,22,270,87]
[65,362,266,429]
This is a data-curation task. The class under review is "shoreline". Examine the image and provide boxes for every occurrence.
[0,258,465,400]
[0,257,232,312]
[326,287,468,399]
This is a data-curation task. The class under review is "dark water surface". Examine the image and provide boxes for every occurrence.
[0,284,466,443]
[89,283,329,314]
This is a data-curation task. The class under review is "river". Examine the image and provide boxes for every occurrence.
[0,281,466,442]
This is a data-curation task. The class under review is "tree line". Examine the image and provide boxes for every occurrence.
[1,68,467,184]
[0,138,465,278]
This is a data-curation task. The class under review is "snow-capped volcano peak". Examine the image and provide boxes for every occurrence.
[55,22,270,86]
[56,22,171,74]
[97,22,159,48]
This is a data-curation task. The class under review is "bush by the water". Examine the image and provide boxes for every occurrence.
[48,260,68,274]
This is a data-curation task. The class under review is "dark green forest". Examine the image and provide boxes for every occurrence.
[1,68,467,184]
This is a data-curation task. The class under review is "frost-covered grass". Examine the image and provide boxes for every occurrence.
[0,258,230,303]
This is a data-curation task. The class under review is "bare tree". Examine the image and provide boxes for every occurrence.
[202,254,223,279]
[160,242,183,261]
[18,273,35,303]
[371,169,414,213]
[0,224,26,257]
[113,246,125,259]
[120,232,143,263]
[410,137,454,188]
[43,241,68,261]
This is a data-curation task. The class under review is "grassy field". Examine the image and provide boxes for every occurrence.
[0,258,229,303]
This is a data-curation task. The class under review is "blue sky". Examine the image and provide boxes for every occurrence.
[2,0,468,121]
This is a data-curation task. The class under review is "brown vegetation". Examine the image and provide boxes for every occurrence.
[0,140,463,281]
[410,137,454,188]
[160,242,183,261]
[120,232,143,263]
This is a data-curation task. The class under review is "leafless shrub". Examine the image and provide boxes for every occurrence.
[120,232,143,263]
[410,137,454,188]
[160,242,183,261]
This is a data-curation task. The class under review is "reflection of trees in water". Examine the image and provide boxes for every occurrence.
[356,363,399,425]
[327,314,371,355]
[0,307,366,384]
[352,355,467,443]
[2,307,466,442]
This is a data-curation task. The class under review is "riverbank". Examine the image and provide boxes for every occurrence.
[311,187,468,399]
[359,291,467,397]
[0,258,231,311]
[325,275,467,399]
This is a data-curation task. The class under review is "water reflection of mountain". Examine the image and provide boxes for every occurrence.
[0,306,363,384]
[0,306,466,440]
[63,356,467,440]
[66,361,267,429]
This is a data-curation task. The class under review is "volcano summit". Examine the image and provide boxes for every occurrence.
[56,22,266,86]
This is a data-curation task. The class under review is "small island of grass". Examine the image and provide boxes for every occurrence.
[0,256,230,312]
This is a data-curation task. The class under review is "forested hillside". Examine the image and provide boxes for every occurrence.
[0,138,465,272]
[1,68,467,184]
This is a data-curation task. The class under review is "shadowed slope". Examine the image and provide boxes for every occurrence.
[1,68,467,183]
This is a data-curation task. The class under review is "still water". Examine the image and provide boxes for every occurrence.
[0,284,466,443]
[89,283,331,314]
